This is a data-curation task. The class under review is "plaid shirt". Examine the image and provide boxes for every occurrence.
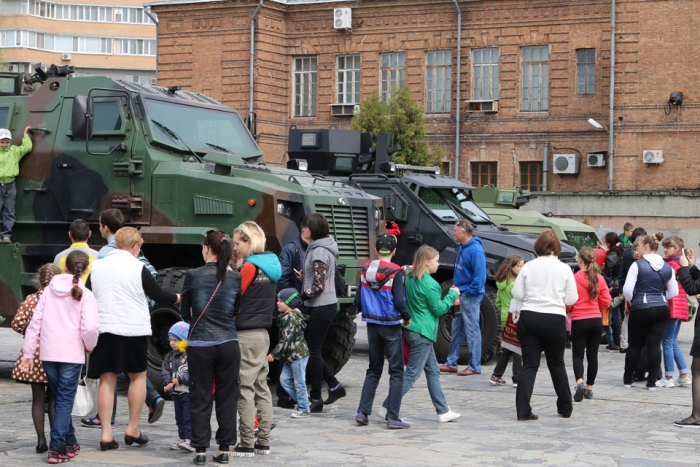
[271,309,309,363]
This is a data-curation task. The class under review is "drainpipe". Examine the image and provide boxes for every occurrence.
[250,0,263,118]
[607,0,616,190]
[144,7,158,82]
[542,142,549,192]
[452,0,461,180]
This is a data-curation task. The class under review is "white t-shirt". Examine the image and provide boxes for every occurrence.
[512,255,578,316]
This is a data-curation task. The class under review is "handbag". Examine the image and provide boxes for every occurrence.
[72,376,99,416]
[188,279,223,339]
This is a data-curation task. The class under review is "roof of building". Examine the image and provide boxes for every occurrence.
[146,0,354,6]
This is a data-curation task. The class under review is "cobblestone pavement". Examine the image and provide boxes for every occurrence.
[1,318,699,466]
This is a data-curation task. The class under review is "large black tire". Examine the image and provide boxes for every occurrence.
[433,281,501,365]
[322,303,357,374]
[148,268,188,396]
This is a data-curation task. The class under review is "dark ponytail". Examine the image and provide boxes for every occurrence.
[65,250,90,301]
[604,231,624,261]
[204,230,236,281]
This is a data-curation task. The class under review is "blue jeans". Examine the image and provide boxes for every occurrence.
[383,330,449,415]
[43,362,82,453]
[357,323,404,421]
[445,294,482,372]
[662,319,689,377]
[280,356,309,413]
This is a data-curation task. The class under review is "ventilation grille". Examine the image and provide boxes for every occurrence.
[193,195,234,215]
[315,205,370,259]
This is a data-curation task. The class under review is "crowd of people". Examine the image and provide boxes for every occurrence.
[10,209,700,464]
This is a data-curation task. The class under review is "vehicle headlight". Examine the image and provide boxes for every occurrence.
[374,206,381,221]
[277,201,294,219]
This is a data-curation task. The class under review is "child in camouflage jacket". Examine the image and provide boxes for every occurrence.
[267,288,310,418]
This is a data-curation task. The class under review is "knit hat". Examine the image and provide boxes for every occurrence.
[168,321,190,341]
[376,233,397,255]
[278,288,302,310]
[0,129,11,141]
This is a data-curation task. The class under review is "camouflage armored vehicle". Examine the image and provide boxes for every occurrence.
[0,65,381,383]
[287,128,578,364]
[472,186,600,251]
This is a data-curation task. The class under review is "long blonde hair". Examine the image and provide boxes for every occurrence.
[408,245,439,281]
[234,221,266,255]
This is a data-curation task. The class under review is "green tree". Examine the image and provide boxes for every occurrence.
[351,86,442,167]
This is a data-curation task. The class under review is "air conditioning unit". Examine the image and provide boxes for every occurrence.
[587,150,607,168]
[642,150,663,164]
[353,104,360,115]
[61,53,72,61]
[553,154,580,174]
[150,78,157,85]
[467,100,498,112]
[334,8,352,29]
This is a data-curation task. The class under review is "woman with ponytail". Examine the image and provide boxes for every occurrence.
[89,227,179,453]
[567,247,612,402]
[20,251,99,464]
[179,229,242,465]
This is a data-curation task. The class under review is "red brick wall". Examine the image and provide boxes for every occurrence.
[152,0,700,192]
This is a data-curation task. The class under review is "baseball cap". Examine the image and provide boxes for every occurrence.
[0,129,11,141]
[376,233,397,255]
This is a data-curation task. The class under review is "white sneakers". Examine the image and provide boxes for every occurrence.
[376,406,387,420]
[677,376,693,388]
[438,409,461,423]
[656,378,675,388]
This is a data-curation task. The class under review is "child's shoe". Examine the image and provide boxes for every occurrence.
[178,439,195,452]
[47,450,70,464]
[489,375,507,386]
[170,439,185,450]
[677,376,692,387]
[291,410,311,419]
[65,443,80,458]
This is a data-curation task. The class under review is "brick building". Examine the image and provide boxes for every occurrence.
[0,0,157,83]
[149,0,700,193]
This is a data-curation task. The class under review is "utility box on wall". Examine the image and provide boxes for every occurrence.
[334,8,352,29]
[553,154,580,174]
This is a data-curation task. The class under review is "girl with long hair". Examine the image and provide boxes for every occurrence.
[567,247,611,401]
[490,255,525,387]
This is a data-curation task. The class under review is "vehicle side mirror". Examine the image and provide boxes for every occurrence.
[383,194,406,222]
[70,94,93,140]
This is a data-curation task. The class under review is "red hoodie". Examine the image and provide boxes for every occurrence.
[567,270,612,321]
[665,254,689,321]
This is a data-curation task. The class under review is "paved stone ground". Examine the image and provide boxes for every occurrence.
[1,318,699,466]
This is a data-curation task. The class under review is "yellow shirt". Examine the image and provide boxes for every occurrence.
[54,242,99,283]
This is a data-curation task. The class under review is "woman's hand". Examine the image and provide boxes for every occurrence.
[680,250,689,267]
[19,357,33,373]
[687,248,695,265]
[295,270,304,281]
[266,354,274,363]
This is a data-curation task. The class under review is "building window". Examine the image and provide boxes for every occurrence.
[380,52,405,102]
[293,57,317,117]
[576,48,595,95]
[125,75,147,84]
[30,1,113,22]
[336,55,360,104]
[472,48,499,100]
[114,7,153,24]
[520,162,542,191]
[114,38,156,56]
[471,162,497,187]
[521,46,549,111]
[425,50,451,113]
[441,161,451,176]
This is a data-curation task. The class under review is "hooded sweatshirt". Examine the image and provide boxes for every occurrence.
[302,235,339,308]
[0,135,32,184]
[235,252,282,330]
[623,254,679,310]
[22,275,99,364]
[453,236,487,298]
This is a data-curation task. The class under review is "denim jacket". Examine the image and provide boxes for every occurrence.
[180,263,241,342]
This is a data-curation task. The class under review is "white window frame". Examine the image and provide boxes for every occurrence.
[425,50,452,114]
[114,38,156,56]
[380,52,405,102]
[293,56,318,117]
[521,45,549,112]
[336,55,360,105]
[30,1,113,23]
[472,47,499,101]
[576,48,595,95]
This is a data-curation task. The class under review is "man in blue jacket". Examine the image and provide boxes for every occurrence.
[441,220,487,376]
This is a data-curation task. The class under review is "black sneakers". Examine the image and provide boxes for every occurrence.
[324,383,347,405]
[309,400,324,413]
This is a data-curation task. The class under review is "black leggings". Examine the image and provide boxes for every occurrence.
[623,306,670,387]
[305,304,339,401]
[570,317,603,386]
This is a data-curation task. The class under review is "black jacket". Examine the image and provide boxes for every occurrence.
[677,265,700,295]
[162,349,189,395]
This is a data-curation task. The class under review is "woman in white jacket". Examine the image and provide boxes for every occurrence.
[88,227,179,451]
[512,231,578,421]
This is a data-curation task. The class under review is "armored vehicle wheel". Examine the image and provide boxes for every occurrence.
[323,303,358,374]
[148,268,188,395]
[433,281,501,365]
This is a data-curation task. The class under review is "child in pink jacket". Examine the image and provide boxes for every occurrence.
[21,251,99,464]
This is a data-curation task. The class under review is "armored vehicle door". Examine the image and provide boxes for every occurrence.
[53,84,149,225]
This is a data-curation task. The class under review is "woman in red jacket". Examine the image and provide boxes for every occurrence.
[567,247,612,402]
[659,235,690,388]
